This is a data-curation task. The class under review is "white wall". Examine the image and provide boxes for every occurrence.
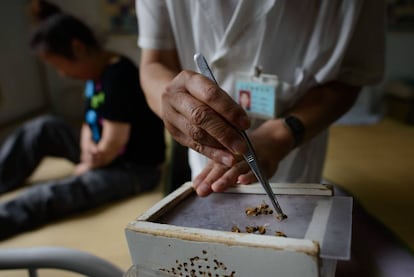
[0,0,47,125]
[339,31,414,124]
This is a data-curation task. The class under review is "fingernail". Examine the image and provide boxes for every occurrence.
[197,184,211,196]
[213,181,225,191]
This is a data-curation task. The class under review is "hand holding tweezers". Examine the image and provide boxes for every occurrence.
[194,53,287,220]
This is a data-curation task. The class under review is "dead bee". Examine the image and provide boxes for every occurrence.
[275,231,287,237]
[245,225,267,234]
[246,201,274,216]
[260,201,269,209]
[245,225,258,233]
[231,225,241,233]
[245,207,257,216]
[257,225,266,234]
[275,213,288,221]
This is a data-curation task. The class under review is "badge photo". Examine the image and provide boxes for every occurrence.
[234,71,279,119]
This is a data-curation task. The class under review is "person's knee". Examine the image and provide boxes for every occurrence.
[22,115,68,142]
[29,115,62,130]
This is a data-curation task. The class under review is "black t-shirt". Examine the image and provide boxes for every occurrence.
[84,56,165,166]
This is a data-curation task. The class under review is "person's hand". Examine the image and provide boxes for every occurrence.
[80,140,102,167]
[192,158,248,196]
[192,119,294,197]
[162,70,251,167]
[73,162,92,176]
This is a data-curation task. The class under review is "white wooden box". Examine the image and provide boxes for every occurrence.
[125,182,352,277]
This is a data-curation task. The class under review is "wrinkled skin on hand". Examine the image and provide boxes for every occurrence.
[161,70,250,167]
[192,119,293,196]
[161,70,294,197]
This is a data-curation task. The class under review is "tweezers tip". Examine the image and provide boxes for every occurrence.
[276,213,288,221]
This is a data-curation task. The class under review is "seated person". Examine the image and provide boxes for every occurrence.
[0,1,165,240]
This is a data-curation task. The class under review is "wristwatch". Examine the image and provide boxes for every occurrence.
[283,115,305,147]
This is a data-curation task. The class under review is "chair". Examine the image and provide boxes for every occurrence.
[0,246,124,277]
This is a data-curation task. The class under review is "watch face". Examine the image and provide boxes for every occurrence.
[288,117,302,131]
[284,116,304,146]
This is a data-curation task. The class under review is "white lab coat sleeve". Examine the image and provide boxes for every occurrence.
[136,0,176,50]
[332,0,385,86]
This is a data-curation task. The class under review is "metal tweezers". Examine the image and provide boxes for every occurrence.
[194,53,287,220]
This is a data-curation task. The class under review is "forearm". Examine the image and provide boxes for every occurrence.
[261,81,360,150]
[74,124,96,175]
[92,120,130,167]
[78,121,129,168]
[79,123,95,163]
[140,49,181,117]
[80,123,92,151]
[286,81,360,143]
[240,81,360,182]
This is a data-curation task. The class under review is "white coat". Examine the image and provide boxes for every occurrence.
[137,0,384,183]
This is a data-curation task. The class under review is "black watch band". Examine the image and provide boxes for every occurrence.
[283,115,305,147]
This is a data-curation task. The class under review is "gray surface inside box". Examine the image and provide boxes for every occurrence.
[156,193,352,260]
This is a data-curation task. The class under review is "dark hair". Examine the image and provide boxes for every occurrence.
[30,13,101,60]
[30,0,62,22]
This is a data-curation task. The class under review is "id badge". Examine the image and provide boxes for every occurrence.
[234,71,279,119]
